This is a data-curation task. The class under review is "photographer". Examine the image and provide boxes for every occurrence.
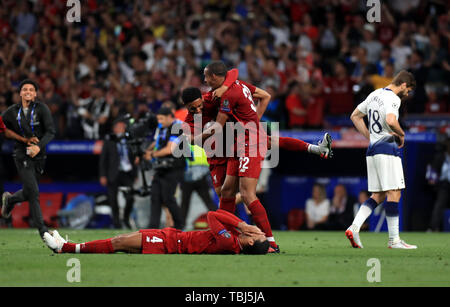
[427,136,450,231]
[144,107,186,229]
[99,117,138,229]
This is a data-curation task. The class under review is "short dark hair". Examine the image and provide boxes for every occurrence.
[205,61,227,77]
[181,87,202,105]
[157,107,174,116]
[391,70,416,90]
[241,239,270,255]
[19,79,39,92]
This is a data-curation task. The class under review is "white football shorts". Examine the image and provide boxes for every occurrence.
[366,154,405,192]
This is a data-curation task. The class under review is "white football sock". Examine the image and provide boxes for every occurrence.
[307,144,320,155]
[351,204,373,232]
[386,215,400,243]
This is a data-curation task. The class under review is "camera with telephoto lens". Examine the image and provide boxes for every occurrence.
[110,113,158,196]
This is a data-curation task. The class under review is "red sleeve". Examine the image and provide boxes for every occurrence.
[223,69,239,88]
[208,209,242,230]
[0,116,5,133]
[207,210,242,250]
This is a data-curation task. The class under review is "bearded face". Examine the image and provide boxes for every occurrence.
[397,85,413,100]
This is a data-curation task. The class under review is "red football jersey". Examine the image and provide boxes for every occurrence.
[183,69,239,165]
[184,91,227,165]
[0,116,6,133]
[141,210,242,254]
[179,210,242,254]
[219,80,267,158]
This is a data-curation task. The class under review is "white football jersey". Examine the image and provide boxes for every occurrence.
[356,88,401,157]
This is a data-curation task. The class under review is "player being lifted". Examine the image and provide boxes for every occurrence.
[43,209,270,255]
[345,70,417,249]
[183,62,332,252]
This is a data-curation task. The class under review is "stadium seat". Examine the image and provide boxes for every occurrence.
[287,209,305,230]
[40,193,64,228]
[11,202,30,228]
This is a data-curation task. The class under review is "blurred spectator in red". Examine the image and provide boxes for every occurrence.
[323,61,354,115]
[304,81,325,129]
[425,85,447,114]
[285,81,307,129]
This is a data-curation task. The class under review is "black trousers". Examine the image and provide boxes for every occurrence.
[181,175,217,226]
[9,158,48,237]
[107,171,135,228]
[149,168,184,229]
[430,181,450,230]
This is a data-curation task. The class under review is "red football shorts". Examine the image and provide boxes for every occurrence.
[209,163,228,188]
[226,156,263,179]
[139,228,181,254]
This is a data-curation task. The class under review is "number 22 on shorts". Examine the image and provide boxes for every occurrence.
[239,157,249,172]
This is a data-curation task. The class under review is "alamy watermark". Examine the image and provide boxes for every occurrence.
[66,258,81,283]
[366,0,381,23]
[170,115,280,169]
[66,0,81,23]
[366,258,381,283]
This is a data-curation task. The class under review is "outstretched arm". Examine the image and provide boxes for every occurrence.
[207,209,264,236]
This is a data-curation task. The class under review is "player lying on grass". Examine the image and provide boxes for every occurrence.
[43,209,270,255]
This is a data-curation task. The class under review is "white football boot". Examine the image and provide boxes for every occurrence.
[345,226,364,248]
[43,230,66,253]
[43,232,59,253]
[318,133,333,159]
[51,230,67,253]
[388,239,417,249]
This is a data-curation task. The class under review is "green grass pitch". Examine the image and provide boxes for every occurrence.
[0,229,449,287]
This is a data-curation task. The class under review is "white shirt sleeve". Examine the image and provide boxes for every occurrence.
[384,95,400,120]
[356,95,370,115]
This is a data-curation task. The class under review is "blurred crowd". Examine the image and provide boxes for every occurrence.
[0,0,449,139]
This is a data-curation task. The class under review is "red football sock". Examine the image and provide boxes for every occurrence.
[278,137,309,152]
[219,197,236,213]
[247,199,275,243]
[62,239,114,254]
